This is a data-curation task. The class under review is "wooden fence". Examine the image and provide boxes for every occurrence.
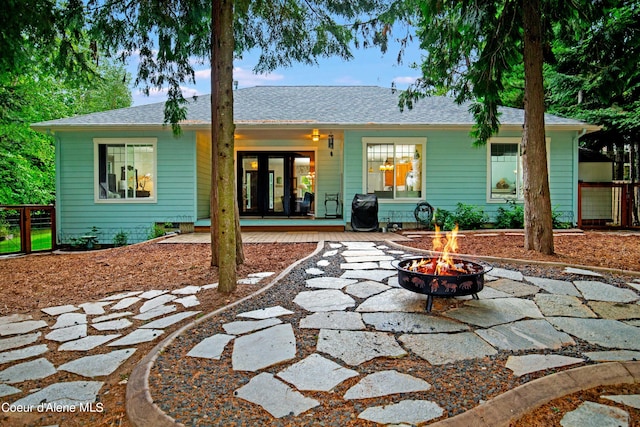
[0,205,56,254]
[578,182,640,228]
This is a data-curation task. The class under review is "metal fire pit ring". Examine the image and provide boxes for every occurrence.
[393,257,491,312]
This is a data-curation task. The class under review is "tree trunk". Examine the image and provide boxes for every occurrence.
[212,0,238,292]
[522,0,554,254]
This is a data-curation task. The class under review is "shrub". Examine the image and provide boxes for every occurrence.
[495,202,573,229]
[432,208,453,230]
[452,203,488,230]
[148,223,166,239]
[113,230,129,247]
[495,201,524,229]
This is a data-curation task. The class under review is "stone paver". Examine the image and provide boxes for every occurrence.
[355,288,428,313]
[58,348,136,377]
[548,317,640,350]
[58,335,121,351]
[444,298,544,327]
[602,394,640,409]
[235,373,319,418]
[475,319,575,351]
[51,313,87,329]
[317,329,407,366]
[0,320,48,336]
[344,280,390,298]
[560,401,629,427]
[343,370,431,399]
[231,324,296,371]
[0,357,56,383]
[488,279,539,297]
[45,324,87,342]
[399,332,497,365]
[293,289,355,312]
[534,294,597,318]
[362,311,469,333]
[110,297,142,310]
[237,306,294,319]
[583,350,640,362]
[0,383,21,398]
[139,294,178,313]
[304,277,358,290]
[525,276,581,296]
[587,301,640,320]
[222,318,281,335]
[107,329,164,346]
[91,318,133,331]
[276,353,359,391]
[0,344,49,364]
[133,304,177,320]
[0,332,41,352]
[10,381,104,407]
[505,354,585,377]
[564,267,602,277]
[187,334,235,360]
[299,311,365,330]
[41,305,78,316]
[574,281,639,303]
[139,311,199,329]
[358,399,444,425]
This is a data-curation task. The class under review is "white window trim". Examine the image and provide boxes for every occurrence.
[94,138,158,203]
[486,137,550,203]
[362,137,427,202]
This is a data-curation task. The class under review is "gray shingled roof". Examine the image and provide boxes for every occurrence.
[33,86,590,129]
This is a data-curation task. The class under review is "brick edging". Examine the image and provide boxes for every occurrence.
[125,241,326,427]
[430,361,640,427]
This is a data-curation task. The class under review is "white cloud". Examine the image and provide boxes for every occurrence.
[392,76,419,86]
[333,75,363,85]
[132,85,201,106]
[233,67,284,87]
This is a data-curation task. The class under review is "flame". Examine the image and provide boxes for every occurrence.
[433,224,461,275]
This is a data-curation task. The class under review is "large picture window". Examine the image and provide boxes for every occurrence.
[364,137,425,199]
[487,137,550,202]
[95,138,156,202]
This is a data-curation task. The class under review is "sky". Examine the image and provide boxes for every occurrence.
[130,39,424,106]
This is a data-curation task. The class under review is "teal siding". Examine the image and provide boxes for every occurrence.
[344,128,579,226]
[55,130,197,243]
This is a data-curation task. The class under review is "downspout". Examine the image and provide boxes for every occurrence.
[573,128,587,227]
[53,130,62,246]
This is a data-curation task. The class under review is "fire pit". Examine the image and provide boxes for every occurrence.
[393,224,490,312]
[394,256,488,312]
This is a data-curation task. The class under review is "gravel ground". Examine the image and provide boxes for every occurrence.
[148,242,637,426]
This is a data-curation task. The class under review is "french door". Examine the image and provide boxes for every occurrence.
[237,151,314,217]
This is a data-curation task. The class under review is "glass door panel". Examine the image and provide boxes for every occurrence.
[268,157,285,214]
[238,151,314,217]
[240,155,259,214]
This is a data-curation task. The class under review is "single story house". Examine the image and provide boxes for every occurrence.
[32,86,598,243]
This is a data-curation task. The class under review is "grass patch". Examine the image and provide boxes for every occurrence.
[0,228,53,254]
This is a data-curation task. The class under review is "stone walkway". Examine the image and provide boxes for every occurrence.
[2,239,640,426]
[139,241,639,426]
[0,274,272,421]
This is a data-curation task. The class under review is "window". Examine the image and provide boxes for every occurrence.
[95,138,156,202]
[487,137,550,202]
[364,138,425,199]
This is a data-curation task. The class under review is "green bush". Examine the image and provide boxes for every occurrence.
[148,224,166,239]
[431,204,489,230]
[495,201,573,229]
[495,201,524,229]
[112,230,128,247]
[431,208,453,230]
[452,203,488,230]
